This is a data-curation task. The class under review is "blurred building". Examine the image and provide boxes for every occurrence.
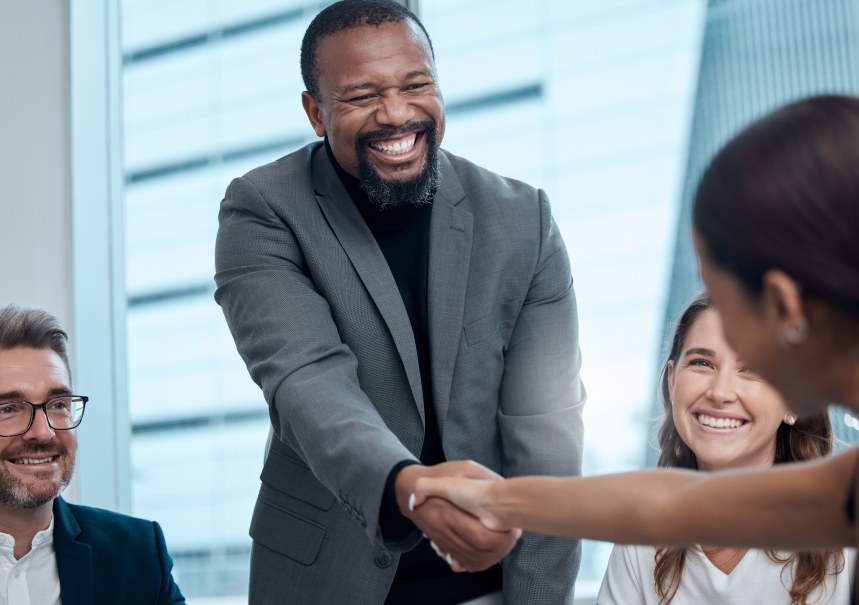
[653,0,859,465]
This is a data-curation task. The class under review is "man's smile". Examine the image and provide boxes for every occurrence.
[361,127,428,173]
[368,131,418,156]
[9,455,60,466]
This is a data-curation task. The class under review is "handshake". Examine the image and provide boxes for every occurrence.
[395,460,518,573]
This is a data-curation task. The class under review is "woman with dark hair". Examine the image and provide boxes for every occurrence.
[408,95,859,600]
[598,295,848,604]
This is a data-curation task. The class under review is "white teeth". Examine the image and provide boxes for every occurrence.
[696,413,744,429]
[369,134,417,155]
[15,457,54,465]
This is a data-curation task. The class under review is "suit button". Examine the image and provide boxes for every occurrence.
[375,551,392,568]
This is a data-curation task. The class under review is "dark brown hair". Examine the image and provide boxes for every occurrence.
[0,305,71,377]
[693,95,859,317]
[653,294,842,604]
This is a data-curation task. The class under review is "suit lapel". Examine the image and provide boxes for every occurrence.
[428,153,472,438]
[53,497,94,605]
[312,149,425,423]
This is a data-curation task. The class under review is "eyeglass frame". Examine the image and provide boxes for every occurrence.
[0,395,89,437]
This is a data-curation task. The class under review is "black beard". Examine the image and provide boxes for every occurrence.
[356,120,440,210]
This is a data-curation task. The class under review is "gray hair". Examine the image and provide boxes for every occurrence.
[0,305,71,377]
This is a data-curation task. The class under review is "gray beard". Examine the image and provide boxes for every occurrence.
[0,454,74,509]
[359,153,440,210]
[356,121,440,210]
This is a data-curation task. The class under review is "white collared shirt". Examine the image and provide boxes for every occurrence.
[0,518,61,605]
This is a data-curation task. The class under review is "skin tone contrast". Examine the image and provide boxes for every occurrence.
[411,244,859,554]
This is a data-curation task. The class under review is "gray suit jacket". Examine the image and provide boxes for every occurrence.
[215,142,586,604]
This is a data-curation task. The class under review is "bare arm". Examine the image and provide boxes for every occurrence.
[414,447,857,550]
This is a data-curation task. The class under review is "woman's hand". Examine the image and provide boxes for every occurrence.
[411,476,510,531]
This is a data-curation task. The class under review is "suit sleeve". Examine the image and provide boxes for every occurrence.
[214,175,417,545]
[152,521,186,604]
[498,189,586,603]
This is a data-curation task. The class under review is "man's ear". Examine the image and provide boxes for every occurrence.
[302,91,327,137]
[761,269,807,332]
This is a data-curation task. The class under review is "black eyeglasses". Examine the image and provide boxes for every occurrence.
[0,396,89,437]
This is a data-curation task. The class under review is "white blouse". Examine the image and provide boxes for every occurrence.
[598,543,853,605]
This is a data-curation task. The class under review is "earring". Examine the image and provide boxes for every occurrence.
[784,413,797,426]
[780,317,810,345]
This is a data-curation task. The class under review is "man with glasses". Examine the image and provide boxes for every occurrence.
[0,305,185,604]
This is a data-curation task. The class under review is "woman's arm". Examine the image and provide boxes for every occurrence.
[412,448,858,550]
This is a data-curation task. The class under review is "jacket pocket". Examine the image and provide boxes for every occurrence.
[261,442,335,511]
[250,492,326,565]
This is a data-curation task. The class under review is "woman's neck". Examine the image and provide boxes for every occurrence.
[700,544,748,574]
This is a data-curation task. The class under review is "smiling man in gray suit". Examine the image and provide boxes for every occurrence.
[214,1,586,603]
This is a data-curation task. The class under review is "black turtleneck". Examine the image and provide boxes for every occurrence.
[324,140,502,604]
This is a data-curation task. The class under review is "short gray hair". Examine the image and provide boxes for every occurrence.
[0,305,71,377]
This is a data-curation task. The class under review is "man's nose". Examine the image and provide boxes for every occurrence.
[23,407,56,442]
[375,93,414,126]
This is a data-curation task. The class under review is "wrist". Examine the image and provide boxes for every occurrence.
[394,463,425,515]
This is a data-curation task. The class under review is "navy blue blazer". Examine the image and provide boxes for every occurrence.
[52,496,185,605]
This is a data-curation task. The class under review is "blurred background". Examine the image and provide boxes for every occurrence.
[3,0,859,602]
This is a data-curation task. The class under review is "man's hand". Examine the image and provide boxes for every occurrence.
[394,461,522,572]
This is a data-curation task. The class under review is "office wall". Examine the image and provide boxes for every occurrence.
[0,0,130,511]
[0,1,72,331]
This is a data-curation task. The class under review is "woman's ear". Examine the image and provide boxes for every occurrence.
[761,269,809,345]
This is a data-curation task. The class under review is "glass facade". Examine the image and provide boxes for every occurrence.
[656,0,859,459]
[120,1,323,597]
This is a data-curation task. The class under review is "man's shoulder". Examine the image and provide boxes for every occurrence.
[441,149,541,203]
[440,149,546,227]
[240,140,321,184]
[56,497,158,539]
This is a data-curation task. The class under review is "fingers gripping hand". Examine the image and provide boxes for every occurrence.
[414,496,519,572]
[410,476,508,532]
[394,462,521,572]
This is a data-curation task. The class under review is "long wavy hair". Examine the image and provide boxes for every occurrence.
[653,294,843,604]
